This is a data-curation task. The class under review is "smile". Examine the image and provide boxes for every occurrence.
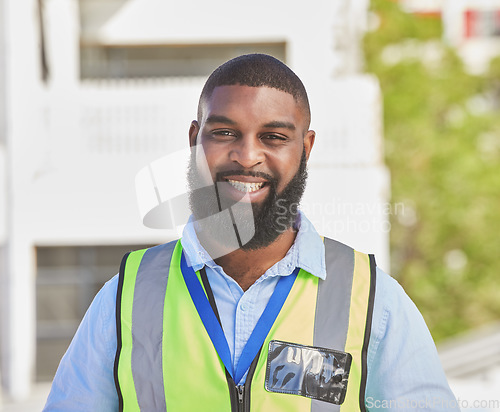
[226,179,265,193]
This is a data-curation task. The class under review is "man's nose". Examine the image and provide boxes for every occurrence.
[228,136,265,168]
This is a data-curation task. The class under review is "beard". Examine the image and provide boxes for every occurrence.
[187,148,308,254]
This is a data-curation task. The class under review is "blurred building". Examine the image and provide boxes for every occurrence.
[0,0,389,402]
[439,323,500,411]
[402,0,500,73]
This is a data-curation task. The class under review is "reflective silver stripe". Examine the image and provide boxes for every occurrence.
[311,238,355,412]
[131,241,177,412]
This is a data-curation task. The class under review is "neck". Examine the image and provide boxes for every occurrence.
[199,227,297,291]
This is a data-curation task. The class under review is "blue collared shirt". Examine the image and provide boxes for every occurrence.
[44,212,457,411]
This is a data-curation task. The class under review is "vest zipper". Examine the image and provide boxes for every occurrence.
[200,267,265,411]
[228,346,262,412]
[237,385,245,411]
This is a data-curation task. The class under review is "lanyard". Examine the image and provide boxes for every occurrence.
[180,252,299,383]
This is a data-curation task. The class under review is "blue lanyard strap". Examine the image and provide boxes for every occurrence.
[233,267,298,383]
[180,251,299,383]
[181,252,234,376]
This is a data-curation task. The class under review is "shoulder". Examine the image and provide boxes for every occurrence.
[98,273,120,302]
[366,268,458,408]
[121,240,180,266]
[73,273,120,356]
[373,266,414,314]
[370,267,431,352]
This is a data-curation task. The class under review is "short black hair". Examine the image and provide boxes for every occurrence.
[198,54,311,127]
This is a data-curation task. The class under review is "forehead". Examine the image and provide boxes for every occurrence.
[200,85,306,126]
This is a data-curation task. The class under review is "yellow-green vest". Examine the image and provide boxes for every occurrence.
[114,237,376,411]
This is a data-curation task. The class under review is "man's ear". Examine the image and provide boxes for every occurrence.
[189,121,199,147]
[303,130,315,161]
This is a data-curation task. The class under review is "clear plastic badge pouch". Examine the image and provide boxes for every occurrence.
[265,340,352,405]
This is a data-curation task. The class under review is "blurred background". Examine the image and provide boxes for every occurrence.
[0,0,499,410]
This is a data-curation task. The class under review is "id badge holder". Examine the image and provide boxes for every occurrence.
[265,340,352,405]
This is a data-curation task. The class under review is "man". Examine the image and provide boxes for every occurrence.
[44,54,457,411]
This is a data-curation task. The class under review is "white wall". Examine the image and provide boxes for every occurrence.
[0,0,6,402]
[304,76,390,271]
[1,0,44,400]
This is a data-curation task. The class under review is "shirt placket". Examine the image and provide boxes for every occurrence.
[233,284,259,380]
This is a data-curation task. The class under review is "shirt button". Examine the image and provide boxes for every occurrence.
[240,303,247,311]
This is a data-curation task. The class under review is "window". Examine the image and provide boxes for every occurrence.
[464,9,500,38]
[80,43,287,79]
[36,244,155,381]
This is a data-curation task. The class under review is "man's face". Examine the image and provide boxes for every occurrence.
[188,85,315,251]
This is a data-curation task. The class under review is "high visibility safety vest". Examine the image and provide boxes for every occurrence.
[114,238,376,412]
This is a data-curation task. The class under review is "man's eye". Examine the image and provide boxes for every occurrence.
[263,134,286,141]
[212,130,235,138]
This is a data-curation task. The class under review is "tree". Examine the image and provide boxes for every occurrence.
[364,0,500,341]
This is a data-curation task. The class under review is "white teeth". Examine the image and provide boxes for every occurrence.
[227,179,264,193]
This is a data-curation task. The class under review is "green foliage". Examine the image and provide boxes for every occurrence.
[365,0,500,341]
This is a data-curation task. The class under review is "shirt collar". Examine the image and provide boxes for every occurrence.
[180,210,327,280]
